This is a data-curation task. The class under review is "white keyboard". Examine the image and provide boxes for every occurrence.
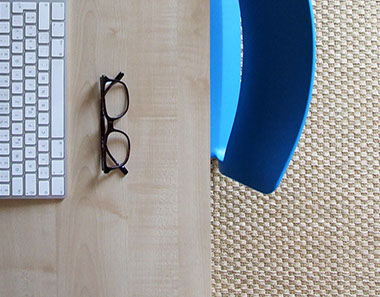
[0,1,67,199]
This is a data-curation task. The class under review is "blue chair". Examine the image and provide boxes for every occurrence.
[211,0,316,194]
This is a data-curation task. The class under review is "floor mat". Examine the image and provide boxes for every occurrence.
[211,1,379,295]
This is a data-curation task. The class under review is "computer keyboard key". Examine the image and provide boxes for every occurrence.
[25,79,36,91]
[38,126,49,138]
[0,130,9,142]
[25,25,36,37]
[52,39,64,57]
[52,3,65,21]
[12,15,23,27]
[12,150,24,162]
[12,109,23,120]
[12,164,23,176]
[38,153,49,166]
[12,68,23,80]
[38,166,49,179]
[12,122,23,135]
[11,96,22,108]
[12,28,23,40]
[25,146,36,159]
[0,62,9,74]
[52,177,64,196]
[25,12,36,24]
[0,3,10,21]
[0,184,9,196]
[0,102,9,114]
[25,38,36,50]
[38,72,49,85]
[52,160,64,176]
[39,180,50,196]
[25,106,36,118]
[0,170,9,182]
[0,36,10,47]
[38,99,49,111]
[38,59,49,71]
[38,140,49,152]
[38,45,49,58]
[38,3,50,30]
[38,112,49,125]
[0,156,9,169]
[12,82,23,94]
[52,22,64,37]
[25,160,36,172]
[25,132,36,145]
[12,42,23,54]
[25,92,36,104]
[25,52,36,64]
[25,65,36,77]
[25,173,37,196]
[0,116,9,128]
[13,2,37,14]
[11,136,22,149]
[12,110,23,122]
[38,86,49,98]
[0,89,9,101]
[0,22,10,33]
[25,119,36,131]
[12,55,23,67]
[38,32,49,44]
[0,48,9,60]
[0,75,9,87]
[12,177,23,196]
[52,59,64,138]
[0,143,9,155]
[52,140,64,158]
[12,150,23,162]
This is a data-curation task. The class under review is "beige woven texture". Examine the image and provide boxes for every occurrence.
[211,1,379,296]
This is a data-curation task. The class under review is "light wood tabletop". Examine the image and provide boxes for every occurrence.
[0,0,210,296]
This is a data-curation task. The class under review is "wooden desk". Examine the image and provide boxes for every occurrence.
[0,1,210,296]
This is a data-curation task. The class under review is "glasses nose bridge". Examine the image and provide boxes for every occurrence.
[107,118,115,130]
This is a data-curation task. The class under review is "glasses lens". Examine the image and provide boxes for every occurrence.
[104,81,129,119]
[106,130,130,168]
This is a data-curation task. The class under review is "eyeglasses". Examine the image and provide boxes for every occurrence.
[100,72,131,175]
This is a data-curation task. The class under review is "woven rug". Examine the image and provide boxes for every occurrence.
[211,1,379,296]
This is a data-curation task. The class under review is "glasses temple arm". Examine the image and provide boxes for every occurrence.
[104,72,125,93]
[107,150,128,176]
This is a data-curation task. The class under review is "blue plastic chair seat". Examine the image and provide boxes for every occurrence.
[211,0,316,194]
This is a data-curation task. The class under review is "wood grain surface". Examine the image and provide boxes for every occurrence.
[0,1,210,296]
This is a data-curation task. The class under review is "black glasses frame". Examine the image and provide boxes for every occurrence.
[100,72,131,175]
